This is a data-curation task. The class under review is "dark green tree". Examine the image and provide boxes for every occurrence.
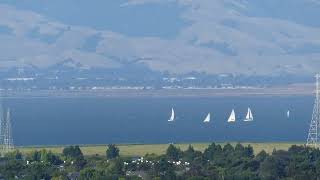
[259,156,280,179]
[41,150,63,165]
[166,144,182,161]
[203,143,222,161]
[0,160,24,179]
[5,150,23,160]
[235,143,244,152]
[243,145,254,158]
[255,150,268,162]
[63,145,83,159]
[24,162,56,180]
[154,157,176,179]
[106,144,120,160]
[29,150,41,162]
[234,143,245,158]
[183,145,202,162]
[223,143,234,154]
[106,158,124,175]
[62,145,86,170]
[79,168,103,180]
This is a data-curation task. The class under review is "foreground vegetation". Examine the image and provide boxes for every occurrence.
[0,142,318,179]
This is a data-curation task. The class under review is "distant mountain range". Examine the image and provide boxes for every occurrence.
[0,0,319,77]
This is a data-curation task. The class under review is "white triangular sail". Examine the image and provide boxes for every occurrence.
[228,109,236,122]
[203,113,210,123]
[244,108,253,121]
[287,110,290,118]
[168,108,175,122]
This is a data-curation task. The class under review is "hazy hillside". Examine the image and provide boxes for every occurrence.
[0,0,319,76]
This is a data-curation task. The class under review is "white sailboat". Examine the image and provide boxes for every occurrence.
[168,108,175,122]
[228,109,236,123]
[287,110,290,118]
[203,113,210,123]
[244,108,253,121]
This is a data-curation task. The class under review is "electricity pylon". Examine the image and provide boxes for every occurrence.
[307,74,320,148]
[0,108,14,155]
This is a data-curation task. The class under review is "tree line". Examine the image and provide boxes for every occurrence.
[0,143,320,179]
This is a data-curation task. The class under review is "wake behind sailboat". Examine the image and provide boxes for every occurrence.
[203,113,210,123]
[168,108,175,122]
[228,109,236,123]
[244,108,253,122]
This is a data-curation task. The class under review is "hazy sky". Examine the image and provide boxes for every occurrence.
[0,0,320,75]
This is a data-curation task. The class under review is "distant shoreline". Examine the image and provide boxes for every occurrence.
[0,83,315,98]
[16,142,305,156]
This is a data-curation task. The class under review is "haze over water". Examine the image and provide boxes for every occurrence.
[6,96,313,146]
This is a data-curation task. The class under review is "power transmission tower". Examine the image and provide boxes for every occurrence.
[0,108,14,155]
[307,74,320,148]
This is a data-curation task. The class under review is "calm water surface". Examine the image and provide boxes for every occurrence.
[3,96,314,146]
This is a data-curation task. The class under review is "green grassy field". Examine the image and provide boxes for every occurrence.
[16,142,304,157]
